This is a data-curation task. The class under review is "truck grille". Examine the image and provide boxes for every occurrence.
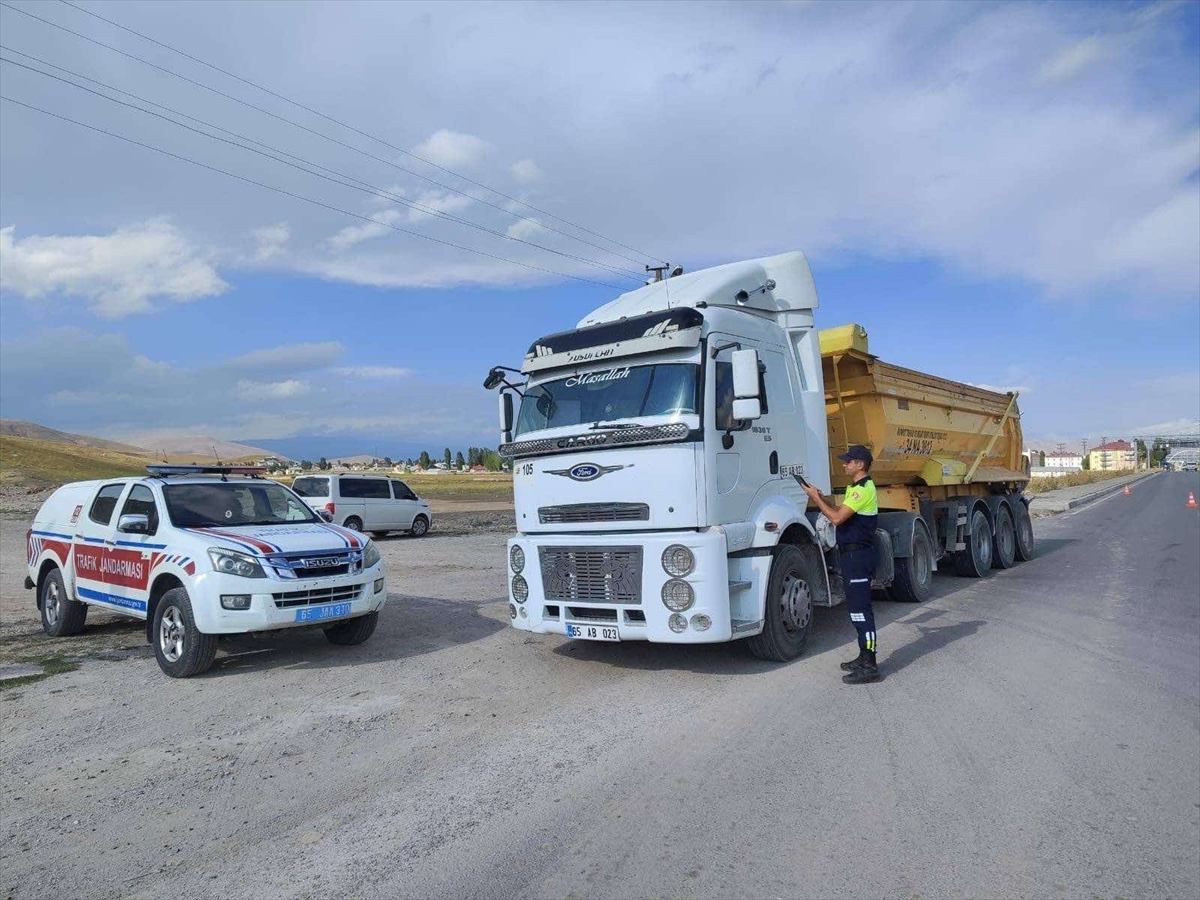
[538,503,649,524]
[538,546,642,605]
[272,584,363,608]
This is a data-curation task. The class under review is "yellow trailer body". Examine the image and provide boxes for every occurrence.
[820,324,1027,507]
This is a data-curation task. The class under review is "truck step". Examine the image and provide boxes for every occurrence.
[728,580,752,593]
[731,618,763,635]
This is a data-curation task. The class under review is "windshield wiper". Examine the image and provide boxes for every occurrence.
[589,421,640,430]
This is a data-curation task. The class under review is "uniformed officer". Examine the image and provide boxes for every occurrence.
[801,445,881,684]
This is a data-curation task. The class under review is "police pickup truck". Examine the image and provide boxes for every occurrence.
[24,466,387,677]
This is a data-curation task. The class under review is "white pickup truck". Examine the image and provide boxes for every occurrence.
[24,466,387,677]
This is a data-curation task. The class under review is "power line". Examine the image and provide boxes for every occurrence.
[0,49,645,282]
[1,0,663,268]
[0,94,626,290]
[57,0,665,265]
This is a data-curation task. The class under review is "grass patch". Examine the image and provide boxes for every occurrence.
[1025,469,1131,494]
[0,653,79,692]
[0,434,146,490]
[402,474,513,502]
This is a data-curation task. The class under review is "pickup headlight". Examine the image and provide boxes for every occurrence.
[362,541,381,569]
[208,548,265,579]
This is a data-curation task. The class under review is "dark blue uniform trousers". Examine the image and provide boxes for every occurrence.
[840,547,877,653]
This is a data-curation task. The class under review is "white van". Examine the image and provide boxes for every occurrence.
[292,474,431,537]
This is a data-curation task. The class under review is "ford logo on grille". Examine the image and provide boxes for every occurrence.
[302,557,341,568]
[546,462,633,482]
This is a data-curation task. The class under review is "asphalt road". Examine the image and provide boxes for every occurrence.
[2,473,1198,899]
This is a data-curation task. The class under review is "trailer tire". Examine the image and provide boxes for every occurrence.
[324,612,379,646]
[153,588,218,678]
[1014,504,1035,562]
[747,544,817,662]
[39,568,88,637]
[992,505,1017,569]
[954,508,993,578]
[892,525,933,603]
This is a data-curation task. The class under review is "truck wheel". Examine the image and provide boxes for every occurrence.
[992,506,1017,569]
[343,517,363,532]
[153,587,218,678]
[892,525,933,603]
[324,612,379,646]
[1014,504,1035,561]
[409,515,429,537]
[954,508,993,578]
[747,544,817,662]
[39,568,88,637]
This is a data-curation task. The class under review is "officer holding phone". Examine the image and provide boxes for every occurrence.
[799,445,881,684]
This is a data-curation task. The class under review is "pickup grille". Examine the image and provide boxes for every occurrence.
[538,546,642,605]
[272,584,363,608]
[265,549,361,580]
[538,503,649,524]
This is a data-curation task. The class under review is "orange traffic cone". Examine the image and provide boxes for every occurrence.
[1122,484,1131,496]
[1188,492,1197,509]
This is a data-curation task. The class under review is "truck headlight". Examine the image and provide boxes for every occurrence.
[511,575,529,602]
[208,548,265,579]
[661,579,694,612]
[662,544,694,577]
[362,541,381,569]
[509,544,525,574]
[668,613,688,633]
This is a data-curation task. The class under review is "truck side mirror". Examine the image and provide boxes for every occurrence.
[732,398,762,421]
[731,349,762,421]
[498,391,514,444]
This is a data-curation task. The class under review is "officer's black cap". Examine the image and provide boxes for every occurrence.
[837,444,873,465]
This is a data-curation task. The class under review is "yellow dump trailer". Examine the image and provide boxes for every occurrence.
[819,324,1034,585]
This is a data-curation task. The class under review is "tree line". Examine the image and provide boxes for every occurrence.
[272,446,505,473]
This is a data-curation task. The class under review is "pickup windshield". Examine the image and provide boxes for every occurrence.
[515,363,699,437]
[163,482,319,528]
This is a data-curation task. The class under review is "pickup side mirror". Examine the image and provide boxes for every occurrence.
[317,509,334,522]
[498,391,514,444]
[117,513,150,534]
[731,349,762,421]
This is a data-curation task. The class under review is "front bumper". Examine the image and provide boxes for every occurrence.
[188,564,387,634]
[506,529,731,643]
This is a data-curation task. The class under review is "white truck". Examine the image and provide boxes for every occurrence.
[24,466,387,677]
[485,251,1031,660]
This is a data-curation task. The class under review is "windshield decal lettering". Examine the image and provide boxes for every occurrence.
[564,367,631,387]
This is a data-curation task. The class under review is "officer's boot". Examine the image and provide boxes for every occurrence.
[839,650,867,671]
[842,650,880,684]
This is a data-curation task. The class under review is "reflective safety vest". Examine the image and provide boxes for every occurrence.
[836,476,878,548]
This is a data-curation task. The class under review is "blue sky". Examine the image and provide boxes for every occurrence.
[1,0,1197,458]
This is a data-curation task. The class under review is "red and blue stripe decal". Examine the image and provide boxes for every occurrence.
[319,523,363,549]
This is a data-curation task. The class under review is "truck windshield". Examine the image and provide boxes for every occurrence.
[515,363,699,436]
[163,482,319,528]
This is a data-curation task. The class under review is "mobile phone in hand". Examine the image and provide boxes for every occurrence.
[792,474,810,488]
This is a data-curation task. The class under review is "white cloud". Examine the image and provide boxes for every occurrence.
[232,379,311,400]
[411,129,493,169]
[335,366,413,378]
[506,217,546,240]
[511,158,543,184]
[250,222,290,262]
[326,209,405,251]
[1038,35,1108,83]
[0,219,227,317]
[405,190,474,224]
[221,342,344,373]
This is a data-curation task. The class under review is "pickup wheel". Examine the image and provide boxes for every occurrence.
[1014,503,1036,561]
[992,505,1017,569]
[409,515,429,537]
[747,544,818,662]
[324,612,379,646]
[954,508,993,578]
[892,525,934,603]
[343,517,363,533]
[39,568,88,637]
[153,587,218,678]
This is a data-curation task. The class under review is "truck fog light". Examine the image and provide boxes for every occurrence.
[373,578,385,594]
[661,544,694,577]
[668,613,688,633]
[690,613,712,632]
[509,603,517,620]
[509,544,525,574]
[511,575,529,603]
[519,606,528,618]
[220,594,251,610]
[661,578,694,612]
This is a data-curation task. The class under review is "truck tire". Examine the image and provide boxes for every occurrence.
[954,508,993,578]
[409,515,429,537]
[39,568,88,637]
[153,587,218,678]
[1014,504,1035,561]
[992,505,1017,569]
[343,517,363,532]
[747,544,817,662]
[892,525,933,603]
[324,612,379,646]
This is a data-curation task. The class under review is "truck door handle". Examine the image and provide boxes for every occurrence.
[769,451,779,475]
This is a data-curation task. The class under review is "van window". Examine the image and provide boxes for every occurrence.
[89,484,126,525]
[392,480,417,501]
[341,477,390,499]
[118,485,160,535]
[292,477,330,498]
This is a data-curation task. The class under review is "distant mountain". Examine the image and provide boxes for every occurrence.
[136,435,281,461]
[0,419,149,455]
[242,435,490,462]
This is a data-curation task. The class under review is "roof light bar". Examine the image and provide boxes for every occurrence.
[146,464,267,477]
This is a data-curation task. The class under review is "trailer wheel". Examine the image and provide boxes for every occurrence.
[892,525,934,603]
[39,568,88,637]
[992,506,1017,569]
[747,544,817,662]
[954,508,993,578]
[1014,504,1035,561]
